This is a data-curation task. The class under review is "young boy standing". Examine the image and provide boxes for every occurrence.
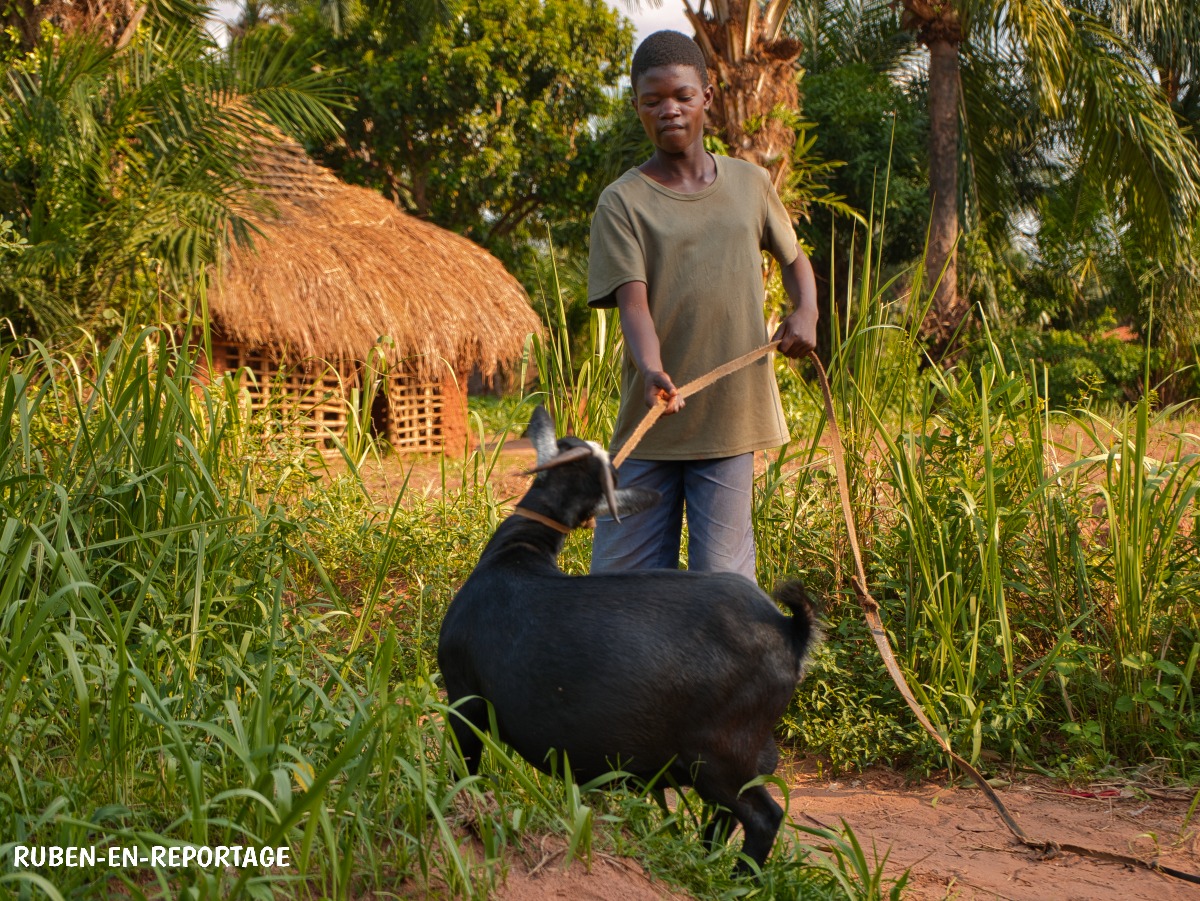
[587,29,818,582]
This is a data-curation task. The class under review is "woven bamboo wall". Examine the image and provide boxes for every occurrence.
[203,338,468,454]
[379,364,469,453]
[208,340,353,450]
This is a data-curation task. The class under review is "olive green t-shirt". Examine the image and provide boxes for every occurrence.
[587,154,797,460]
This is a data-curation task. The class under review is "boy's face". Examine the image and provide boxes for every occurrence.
[632,64,713,155]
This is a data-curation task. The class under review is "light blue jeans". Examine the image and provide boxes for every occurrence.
[590,454,757,583]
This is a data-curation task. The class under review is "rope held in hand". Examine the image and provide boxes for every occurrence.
[611,341,781,470]
[613,342,1200,885]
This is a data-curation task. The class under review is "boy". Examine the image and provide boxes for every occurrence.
[587,29,818,582]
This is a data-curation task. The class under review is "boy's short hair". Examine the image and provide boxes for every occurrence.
[631,30,708,89]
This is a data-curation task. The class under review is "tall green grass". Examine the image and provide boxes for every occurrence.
[767,248,1200,773]
[1067,389,1200,757]
[0,330,522,898]
[0,330,893,899]
[526,242,623,445]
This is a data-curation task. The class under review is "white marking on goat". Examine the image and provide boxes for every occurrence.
[586,441,610,465]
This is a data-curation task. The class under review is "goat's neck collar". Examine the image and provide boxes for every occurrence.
[511,506,595,534]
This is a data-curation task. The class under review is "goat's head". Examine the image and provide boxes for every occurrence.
[525,406,658,526]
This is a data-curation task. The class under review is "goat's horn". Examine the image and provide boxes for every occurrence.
[601,462,621,525]
[525,445,593,474]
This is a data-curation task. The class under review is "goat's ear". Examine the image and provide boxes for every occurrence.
[526,405,559,466]
[592,487,660,521]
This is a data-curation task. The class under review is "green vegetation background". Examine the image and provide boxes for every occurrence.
[3,0,1200,897]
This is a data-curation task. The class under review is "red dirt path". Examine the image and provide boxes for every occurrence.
[778,760,1198,901]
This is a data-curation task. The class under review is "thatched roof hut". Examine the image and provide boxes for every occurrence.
[204,139,540,452]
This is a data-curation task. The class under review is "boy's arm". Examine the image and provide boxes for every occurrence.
[773,245,819,358]
[616,281,685,415]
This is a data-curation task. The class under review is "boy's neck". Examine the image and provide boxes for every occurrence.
[639,149,716,194]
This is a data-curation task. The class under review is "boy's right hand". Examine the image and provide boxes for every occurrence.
[645,370,684,415]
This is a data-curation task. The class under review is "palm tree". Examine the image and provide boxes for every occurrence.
[1103,0,1200,107]
[896,1,963,344]
[896,0,1200,347]
[0,0,217,53]
[790,0,919,73]
[1089,1,1200,380]
[3,0,137,51]
[681,1,803,191]
[0,3,342,335]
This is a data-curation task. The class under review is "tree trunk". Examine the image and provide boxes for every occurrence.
[926,36,963,347]
[6,0,139,49]
[1159,66,1181,105]
[683,0,802,196]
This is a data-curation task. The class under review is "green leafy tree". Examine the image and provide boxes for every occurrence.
[792,1,928,286]
[1096,0,1200,365]
[1017,1,1200,397]
[285,0,632,261]
[0,9,342,337]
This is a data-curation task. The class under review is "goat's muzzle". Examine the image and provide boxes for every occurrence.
[526,446,622,525]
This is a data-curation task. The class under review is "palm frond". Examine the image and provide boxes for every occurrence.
[227,29,346,140]
[1104,0,1200,76]
[1065,12,1200,253]
[0,12,345,337]
[792,0,917,76]
[988,0,1075,117]
[959,39,1061,243]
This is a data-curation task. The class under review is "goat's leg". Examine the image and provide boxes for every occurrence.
[702,806,736,850]
[446,696,488,776]
[694,765,773,870]
[755,737,780,775]
[730,784,784,872]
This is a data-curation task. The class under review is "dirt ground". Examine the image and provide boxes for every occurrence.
[485,763,1199,901]
[492,844,689,901]
[778,760,1199,901]
[343,447,1200,900]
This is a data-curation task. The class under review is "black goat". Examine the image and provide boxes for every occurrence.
[437,406,820,870]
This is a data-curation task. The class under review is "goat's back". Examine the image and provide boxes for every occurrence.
[438,565,817,782]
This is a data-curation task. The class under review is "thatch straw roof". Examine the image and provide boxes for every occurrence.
[209,140,539,379]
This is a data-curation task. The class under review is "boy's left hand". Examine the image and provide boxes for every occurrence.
[775,248,819,358]
[773,308,818,358]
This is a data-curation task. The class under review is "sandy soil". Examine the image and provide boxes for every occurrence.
[480,764,1199,901]
[491,841,690,901]
[778,761,1199,901]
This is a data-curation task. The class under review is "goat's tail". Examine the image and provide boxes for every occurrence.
[772,580,823,670]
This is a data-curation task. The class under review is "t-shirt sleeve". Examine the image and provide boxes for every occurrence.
[587,197,646,309]
[759,170,799,266]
